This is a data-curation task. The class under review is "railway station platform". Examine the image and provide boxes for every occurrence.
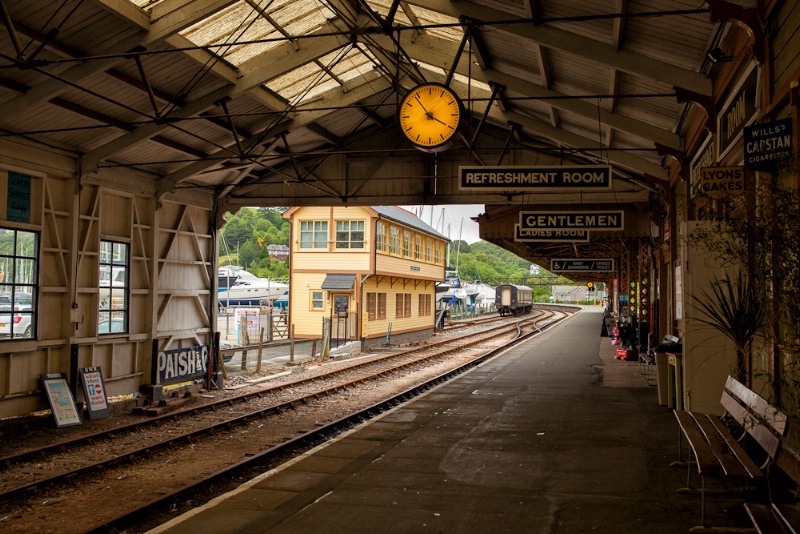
[148,308,757,534]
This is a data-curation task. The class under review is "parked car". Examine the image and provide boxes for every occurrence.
[220,339,234,362]
[98,318,126,334]
[0,293,34,338]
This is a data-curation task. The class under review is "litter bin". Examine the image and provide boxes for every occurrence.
[654,335,682,407]
[655,352,668,405]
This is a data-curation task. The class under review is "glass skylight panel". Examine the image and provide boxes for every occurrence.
[409,5,464,43]
[268,62,321,94]
[324,46,376,83]
[273,0,334,29]
[265,45,380,105]
[267,62,339,106]
[178,0,333,67]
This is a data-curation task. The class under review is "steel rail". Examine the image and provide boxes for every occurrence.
[83,309,566,533]
[0,313,561,503]
[0,313,544,470]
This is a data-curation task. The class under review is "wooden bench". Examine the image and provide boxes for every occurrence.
[672,375,788,532]
[638,348,656,384]
[744,502,800,534]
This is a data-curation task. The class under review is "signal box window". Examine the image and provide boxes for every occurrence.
[335,220,364,249]
[389,227,400,255]
[300,221,328,249]
[376,222,387,252]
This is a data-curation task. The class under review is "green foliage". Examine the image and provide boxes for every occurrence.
[689,162,800,420]
[238,241,259,270]
[219,208,290,278]
[453,241,532,282]
[218,208,596,302]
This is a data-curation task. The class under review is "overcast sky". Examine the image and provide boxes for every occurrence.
[403,204,484,243]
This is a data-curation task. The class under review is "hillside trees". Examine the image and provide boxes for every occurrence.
[219,208,290,278]
[217,208,588,300]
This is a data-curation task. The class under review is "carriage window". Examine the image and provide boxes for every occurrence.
[99,240,128,335]
[0,228,38,340]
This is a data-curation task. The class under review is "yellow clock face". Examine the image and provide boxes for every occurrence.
[398,83,463,152]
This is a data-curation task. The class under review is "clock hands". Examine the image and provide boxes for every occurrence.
[414,96,429,116]
[414,96,449,126]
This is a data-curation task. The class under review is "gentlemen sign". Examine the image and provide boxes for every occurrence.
[156,345,209,385]
[550,259,615,272]
[514,225,589,243]
[459,165,611,191]
[519,210,624,230]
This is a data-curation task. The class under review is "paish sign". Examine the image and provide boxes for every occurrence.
[519,210,624,230]
[156,345,209,385]
[514,225,589,243]
[550,259,615,272]
[459,165,611,191]
[698,166,744,198]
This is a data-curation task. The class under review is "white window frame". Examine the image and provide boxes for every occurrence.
[99,239,129,335]
[300,221,328,249]
[335,220,365,249]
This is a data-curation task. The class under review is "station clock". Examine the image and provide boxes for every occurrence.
[398,83,464,152]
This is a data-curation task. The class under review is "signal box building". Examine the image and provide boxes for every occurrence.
[283,206,448,347]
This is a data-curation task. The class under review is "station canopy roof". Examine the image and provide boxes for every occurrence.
[0,0,728,268]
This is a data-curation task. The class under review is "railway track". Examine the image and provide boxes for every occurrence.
[0,309,569,533]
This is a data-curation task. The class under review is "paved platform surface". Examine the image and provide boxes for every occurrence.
[150,308,758,534]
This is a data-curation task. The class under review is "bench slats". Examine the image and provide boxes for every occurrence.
[674,410,718,475]
[690,412,750,478]
[725,376,788,435]
[721,390,784,460]
[773,504,800,534]
[705,414,763,479]
[677,377,789,531]
[744,503,786,534]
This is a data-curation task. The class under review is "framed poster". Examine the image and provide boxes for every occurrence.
[79,367,110,420]
[40,374,82,428]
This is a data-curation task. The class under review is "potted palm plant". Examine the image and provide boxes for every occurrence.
[690,269,764,384]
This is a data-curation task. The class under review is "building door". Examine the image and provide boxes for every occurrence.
[331,294,350,348]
